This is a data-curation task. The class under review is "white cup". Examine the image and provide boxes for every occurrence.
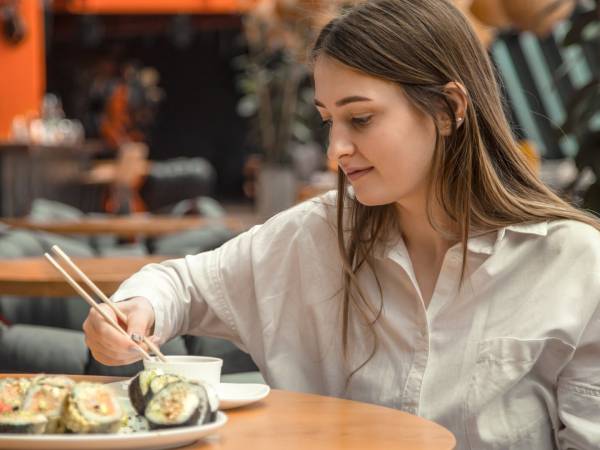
[144,355,223,387]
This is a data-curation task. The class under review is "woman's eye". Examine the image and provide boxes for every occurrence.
[351,115,372,128]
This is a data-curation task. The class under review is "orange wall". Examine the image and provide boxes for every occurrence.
[0,1,255,139]
[0,0,45,139]
[54,0,257,14]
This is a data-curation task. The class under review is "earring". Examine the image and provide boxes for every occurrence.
[457,117,464,123]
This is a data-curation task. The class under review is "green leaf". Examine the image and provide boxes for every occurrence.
[237,78,257,94]
[583,21,600,41]
[562,10,598,46]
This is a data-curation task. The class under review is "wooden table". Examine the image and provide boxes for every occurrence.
[0,256,165,296]
[0,215,254,238]
[0,374,456,450]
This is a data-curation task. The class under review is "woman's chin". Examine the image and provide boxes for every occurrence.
[353,190,392,207]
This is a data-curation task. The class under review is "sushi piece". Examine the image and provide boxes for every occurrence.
[130,372,184,416]
[21,382,70,433]
[0,411,47,434]
[144,381,210,430]
[188,380,219,424]
[33,375,75,390]
[62,382,123,434]
[0,378,31,413]
[128,369,163,415]
[148,373,184,397]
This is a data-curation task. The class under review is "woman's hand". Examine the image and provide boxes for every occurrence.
[82,296,158,366]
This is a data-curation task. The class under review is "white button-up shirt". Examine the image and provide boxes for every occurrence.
[113,192,600,449]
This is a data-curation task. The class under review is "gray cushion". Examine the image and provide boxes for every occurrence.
[0,228,95,331]
[98,243,148,257]
[0,231,44,257]
[0,238,24,258]
[0,323,88,374]
[0,230,93,258]
[185,336,258,375]
[34,231,94,257]
[169,196,226,218]
[152,226,234,256]
[0,296,89,331]
[29,198,83,221]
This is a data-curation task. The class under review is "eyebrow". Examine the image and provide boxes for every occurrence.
[314,96,373,108]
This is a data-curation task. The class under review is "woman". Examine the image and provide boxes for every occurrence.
[83,1,600,448]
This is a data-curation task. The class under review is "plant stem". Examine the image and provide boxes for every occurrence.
[276,62,303,164]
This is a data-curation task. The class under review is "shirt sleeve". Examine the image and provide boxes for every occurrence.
[111,250,244,348]
[557,298,600,449]
[111,195,335,366]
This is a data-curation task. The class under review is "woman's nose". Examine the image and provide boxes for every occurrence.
[327,132,355,162]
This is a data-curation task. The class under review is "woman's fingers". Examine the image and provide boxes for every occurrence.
[123,300,155,340]
[84,304,131,347]
[82,297,157,366]
[86,337,146,366]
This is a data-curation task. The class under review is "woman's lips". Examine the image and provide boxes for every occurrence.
[347,167,373,181]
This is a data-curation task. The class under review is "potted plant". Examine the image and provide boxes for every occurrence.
[235,0,345,218]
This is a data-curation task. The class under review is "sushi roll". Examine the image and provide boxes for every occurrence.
[0,378,30,413]
[128,369,163,415]
[144,381,210,430]
[21,382,70,433]
[0,411,47,434]
[62,382,123,434]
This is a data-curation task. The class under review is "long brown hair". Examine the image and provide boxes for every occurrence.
[311,0,600,379]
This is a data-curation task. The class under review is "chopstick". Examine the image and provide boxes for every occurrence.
[49,245,167,362]
[44,245,167,362]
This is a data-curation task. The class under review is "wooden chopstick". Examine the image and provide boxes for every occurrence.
[50,245,167,362]
[44,252,156,362]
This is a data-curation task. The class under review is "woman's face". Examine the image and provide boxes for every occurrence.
[314,55,438,207]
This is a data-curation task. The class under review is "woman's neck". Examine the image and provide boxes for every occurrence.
[394,200,458,262]
[394,199,459,306]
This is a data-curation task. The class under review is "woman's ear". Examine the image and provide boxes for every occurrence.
[438,81,468,136]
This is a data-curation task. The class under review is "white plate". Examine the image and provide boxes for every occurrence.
[0,411,227,450]
[216,383,270,409]
[0,383,227,450]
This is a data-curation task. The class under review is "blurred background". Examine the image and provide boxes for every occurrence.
[0,0,598,378]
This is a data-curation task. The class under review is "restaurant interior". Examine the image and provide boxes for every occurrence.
[0,0,599,448]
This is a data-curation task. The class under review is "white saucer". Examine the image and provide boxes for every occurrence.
[216,383,270,409]
[108,380,270,410]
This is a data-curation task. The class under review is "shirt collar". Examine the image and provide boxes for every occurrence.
[466,221,549,255]
[375,221,549,259]
[498,221,549,240]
